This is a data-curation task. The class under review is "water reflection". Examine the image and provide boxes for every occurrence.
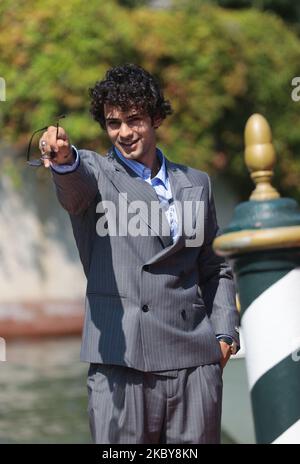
[0,337,90,444]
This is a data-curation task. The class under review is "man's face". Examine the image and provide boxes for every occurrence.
[104,104,161,164]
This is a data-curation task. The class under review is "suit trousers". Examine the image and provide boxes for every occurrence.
[87,362,223,444]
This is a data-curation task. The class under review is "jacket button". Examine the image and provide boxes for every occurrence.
[142,304,149,312]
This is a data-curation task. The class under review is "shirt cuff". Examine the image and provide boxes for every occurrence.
[216,334,240,346]
[216,334,233,341]
[50,146,79,174]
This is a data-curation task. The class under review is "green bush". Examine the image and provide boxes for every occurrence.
[209,0,300,25]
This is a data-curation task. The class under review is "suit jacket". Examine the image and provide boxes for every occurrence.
[52,148,239,371]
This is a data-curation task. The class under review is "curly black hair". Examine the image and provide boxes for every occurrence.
[89,64,173,129]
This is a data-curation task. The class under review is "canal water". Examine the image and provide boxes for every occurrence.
[0,337,254,444]
[0,337,90,444]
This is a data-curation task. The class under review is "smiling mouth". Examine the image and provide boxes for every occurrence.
[119,140,139,148]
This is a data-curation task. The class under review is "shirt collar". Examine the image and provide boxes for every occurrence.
[114,147,168,187]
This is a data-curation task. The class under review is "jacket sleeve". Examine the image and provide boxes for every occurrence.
[197,174,240,344]
[51,149,99,215]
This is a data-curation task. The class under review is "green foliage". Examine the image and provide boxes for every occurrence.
[117,0,150,7]
[212,0,300,24]
[1,0,300,201]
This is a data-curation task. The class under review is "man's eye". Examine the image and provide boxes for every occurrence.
[108,122,119,129]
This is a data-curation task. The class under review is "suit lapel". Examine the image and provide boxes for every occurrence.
[103,150,172,249]
[145,159,204,265]
[167,159,204,236]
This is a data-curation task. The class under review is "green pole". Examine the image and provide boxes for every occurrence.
[214,114,300,444]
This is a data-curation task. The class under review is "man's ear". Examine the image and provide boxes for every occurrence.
[153,115,163,129]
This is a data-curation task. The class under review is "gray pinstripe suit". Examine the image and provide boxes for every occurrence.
[52,147,239,443]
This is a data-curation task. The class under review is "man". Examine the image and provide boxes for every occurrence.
[39,64,239,444]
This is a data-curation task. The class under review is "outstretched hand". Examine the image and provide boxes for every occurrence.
[39,126,74,168]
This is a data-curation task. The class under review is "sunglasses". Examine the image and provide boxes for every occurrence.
[26,115,66,167]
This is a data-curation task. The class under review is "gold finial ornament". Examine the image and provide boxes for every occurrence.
[245,113,280,201]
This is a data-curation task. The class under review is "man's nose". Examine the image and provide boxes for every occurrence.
[119,122,132,139]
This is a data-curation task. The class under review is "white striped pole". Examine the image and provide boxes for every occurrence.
[214,114,300,443]
[236,256,300,443]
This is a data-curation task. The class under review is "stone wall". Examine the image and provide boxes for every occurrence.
[0,155,85,303]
